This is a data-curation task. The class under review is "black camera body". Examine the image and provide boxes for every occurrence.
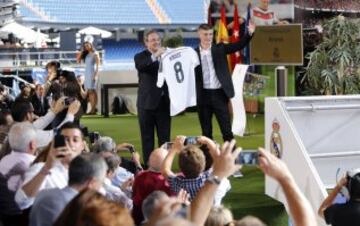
[89,131,100,144]
[63,97,75,106]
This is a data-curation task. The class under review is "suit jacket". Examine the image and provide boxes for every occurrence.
[195,33,253,104]
[31,95,49,117]
[29,186,78,226]
[134,49,168,110]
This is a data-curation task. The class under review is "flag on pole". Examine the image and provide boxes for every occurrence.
[244,2,252,64]
[230,3,242,71]
[207,3,212,25]
[216,5,229,43]
[216,5,232,71]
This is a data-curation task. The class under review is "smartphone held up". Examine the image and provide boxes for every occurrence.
[236,150,259,165]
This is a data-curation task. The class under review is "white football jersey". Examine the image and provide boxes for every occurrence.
[158,47,200,116]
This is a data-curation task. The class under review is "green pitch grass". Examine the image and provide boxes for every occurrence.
[82,113,288,226]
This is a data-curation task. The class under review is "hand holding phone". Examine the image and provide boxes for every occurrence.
[54,134,66,148]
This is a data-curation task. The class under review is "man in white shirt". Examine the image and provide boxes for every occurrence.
[194,23,255,142]
[15,122,85,209]
[0,122,37,225]
[0,122,37,192]
[10,97,80,148]
[251,0,288,26]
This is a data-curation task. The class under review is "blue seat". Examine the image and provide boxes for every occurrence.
[21,0,158,24]
[157,0,205,24]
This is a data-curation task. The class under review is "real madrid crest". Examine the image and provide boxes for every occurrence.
[270,119,283,158]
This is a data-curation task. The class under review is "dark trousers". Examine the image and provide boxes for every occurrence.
[198,89,234,142]
[138,97,171,167]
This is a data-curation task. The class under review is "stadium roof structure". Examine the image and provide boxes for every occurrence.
[17,0,208,29]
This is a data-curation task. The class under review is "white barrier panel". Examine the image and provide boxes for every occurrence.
[265,95,360,226]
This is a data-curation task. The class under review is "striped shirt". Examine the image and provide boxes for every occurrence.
[167,169,211,201]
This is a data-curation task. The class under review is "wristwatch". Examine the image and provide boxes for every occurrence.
[206,174,222,185]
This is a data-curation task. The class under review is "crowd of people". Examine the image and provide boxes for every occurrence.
[0,114,318,226]
[295,0,360,11]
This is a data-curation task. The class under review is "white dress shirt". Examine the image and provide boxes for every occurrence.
[15,161,68,209]
[200,46,222,89]
[31,111,75,148]
[0,151,36,191]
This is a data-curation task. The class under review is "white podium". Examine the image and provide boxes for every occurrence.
[265,95,360,226]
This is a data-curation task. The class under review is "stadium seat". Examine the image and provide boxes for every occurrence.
[157,0,206,24]
[19,0,158,24]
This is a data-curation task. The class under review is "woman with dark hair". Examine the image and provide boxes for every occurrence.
[77,40,100,114]
[51,70,84,128]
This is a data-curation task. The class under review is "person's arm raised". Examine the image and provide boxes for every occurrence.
[190,140,241,226]
[161,136,185,178]
[318,176,347,219]
[258,148,317,226]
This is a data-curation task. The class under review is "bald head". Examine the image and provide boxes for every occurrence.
[148,148,168,171]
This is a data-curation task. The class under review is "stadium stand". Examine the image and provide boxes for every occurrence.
[18,0,206,25]
[103,39,143,63]
[19,0,159,24]
[295,0,360,11]
[17,5,42,21]
[157,0,206,23]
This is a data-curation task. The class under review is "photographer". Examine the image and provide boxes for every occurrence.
[44,61,61,100]
[161,136,230,203]
[0,84,14,110]
[91,136,142,186]
[318,169,360,226]
[15,122,86,210]
[45,69,85,128]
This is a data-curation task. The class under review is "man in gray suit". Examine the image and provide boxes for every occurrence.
[29,153,107,226]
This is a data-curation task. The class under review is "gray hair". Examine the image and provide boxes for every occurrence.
[91,136,116,153]
[142,191,168,220]
[68,153,107,186]
[8,122,36,153]
[100,151,121,173]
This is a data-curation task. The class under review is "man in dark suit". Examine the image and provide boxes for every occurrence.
[194,23,255,142]
[31,84,49,117]
[134,30,170,167]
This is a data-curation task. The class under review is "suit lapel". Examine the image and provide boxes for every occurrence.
[211,45,217,70]
[195,47,201,64]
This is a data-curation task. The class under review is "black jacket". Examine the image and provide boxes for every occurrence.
[194,33,253,104]
[134,50,168,110]
[31,95,49,117]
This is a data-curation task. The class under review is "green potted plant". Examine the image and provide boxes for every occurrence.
[302,15,360,95]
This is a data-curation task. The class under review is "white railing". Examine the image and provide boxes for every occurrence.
[0,50,104,69]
